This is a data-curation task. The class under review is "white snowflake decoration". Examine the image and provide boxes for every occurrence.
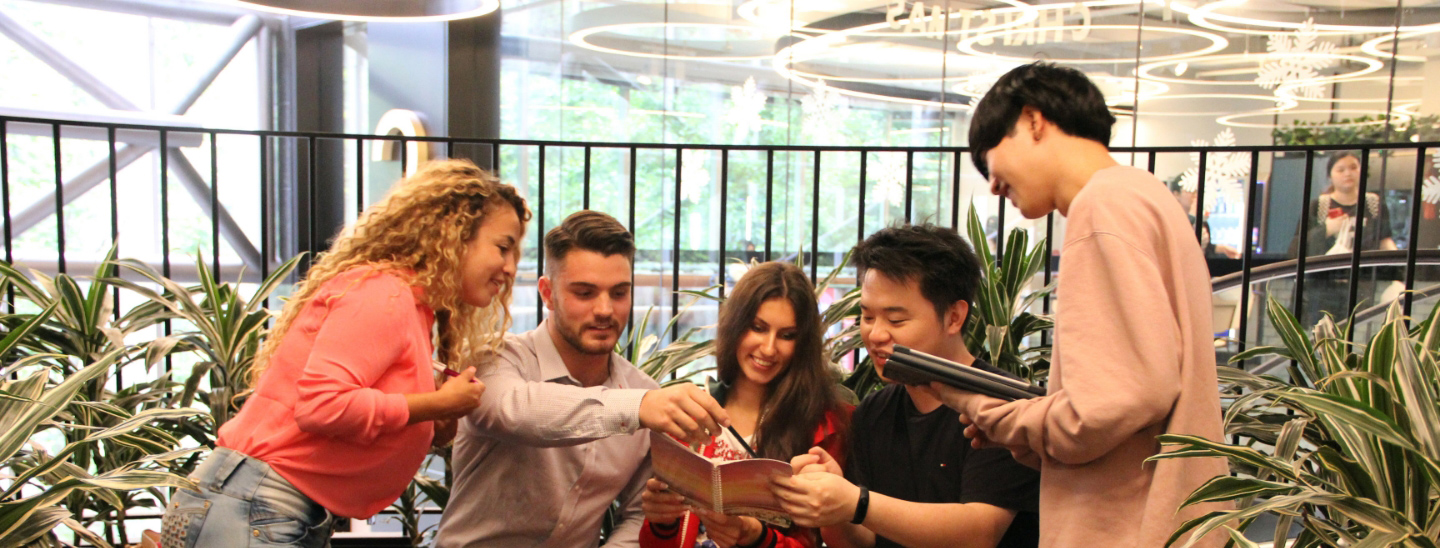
[1256,18,1336,100]
[801,80,848,135]
[1179,129,1249,210]
[727,77,768,141]
[1424,154,1440,205]
[680,150,710,204]
[874,152,907,206]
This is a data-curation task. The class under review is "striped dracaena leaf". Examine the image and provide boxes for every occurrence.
[1153,434,1302,483]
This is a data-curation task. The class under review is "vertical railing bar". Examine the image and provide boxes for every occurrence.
[1040,212,1054,347]
[52,123,65,274]
[446,139,454,159]
[1,120,10,313]
[857,151,867,245]
[1293,150,1315,324]
[583,145,592,210]
[811,150,820,283]
[903,150,914,223]
[307,135,317,273]
[210,132,220,281]
[492,142,500,176]
[996,194,1005,262]
[160,130,170,280]
[1147,151,1157,174]
[1347,148,1371,337]
[108,126,120,389]
[161,130,171,372]
[108,126,119,321]
[627,146,637,355]
[1404,147,1426,317]
[399,136,408,177]
[537,145,546,326]
[1193,150,1208,242]
[1237,152,1261,357]
[356,138,365,215]
[719,149,729,299]
[259,135,270,310]
[952,150,962,231]
[672,148,683,343]
[765,150,774,262]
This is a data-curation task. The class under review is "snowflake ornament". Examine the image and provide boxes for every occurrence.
[727,77,768,140]
[1179,129,1249,210]
[1424,154,1440,205]
[801,80,848,135]
[680,150,710,204]
[874,152,907,206]
[1256,18,1336,100]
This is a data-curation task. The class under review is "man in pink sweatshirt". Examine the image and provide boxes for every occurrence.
[927,62,1229,547]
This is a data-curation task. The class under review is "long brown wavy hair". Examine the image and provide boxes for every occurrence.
[715,262,848,460]
[248,159,531,389]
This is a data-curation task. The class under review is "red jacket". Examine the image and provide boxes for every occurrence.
[639,408,850,548]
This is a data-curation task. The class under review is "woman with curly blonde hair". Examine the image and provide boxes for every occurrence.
[162,159,530,548]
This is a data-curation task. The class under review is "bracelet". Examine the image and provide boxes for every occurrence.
[850,485,870,525]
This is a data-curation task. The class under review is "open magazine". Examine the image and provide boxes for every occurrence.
[885,345,1046,401]
[649,430,794,527]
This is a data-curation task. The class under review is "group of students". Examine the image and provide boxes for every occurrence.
[160,62,1229,548]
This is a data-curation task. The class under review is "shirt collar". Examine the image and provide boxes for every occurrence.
[533,319,622,386]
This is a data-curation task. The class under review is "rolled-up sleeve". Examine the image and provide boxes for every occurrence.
[294,276,415,443]
[971,233,1182,466]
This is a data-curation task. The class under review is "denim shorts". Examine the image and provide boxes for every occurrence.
[161,447,334,548]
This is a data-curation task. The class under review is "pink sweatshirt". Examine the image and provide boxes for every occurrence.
[217,266,436,518]
[966,166,1228,547]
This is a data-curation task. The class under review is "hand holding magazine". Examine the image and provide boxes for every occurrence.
[648,430,794,527]
[885,345,1046,401]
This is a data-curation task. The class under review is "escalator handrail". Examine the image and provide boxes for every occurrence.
[1210,250,1440,292]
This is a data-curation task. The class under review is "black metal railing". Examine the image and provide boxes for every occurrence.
[4,113,1439,361]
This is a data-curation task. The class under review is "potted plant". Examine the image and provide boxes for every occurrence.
[1154,296,1440,547]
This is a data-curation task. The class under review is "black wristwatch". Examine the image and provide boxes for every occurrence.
[850,485,870,525]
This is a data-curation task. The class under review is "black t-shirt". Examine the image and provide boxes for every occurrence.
[845,359,1040,548]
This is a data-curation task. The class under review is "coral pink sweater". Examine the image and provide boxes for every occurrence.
[965,166,1228,547]
[218,267,437,518]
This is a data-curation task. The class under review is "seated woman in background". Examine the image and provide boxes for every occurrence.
[1289,150,1397,257]
[640,261,852,548]
[162,160,529,548]
[1287,151,1398,327]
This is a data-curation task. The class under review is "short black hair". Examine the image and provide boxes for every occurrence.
[852,223,982,324]
[968,62,1115,179]
[544,210,635,274]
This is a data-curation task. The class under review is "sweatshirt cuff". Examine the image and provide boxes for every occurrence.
[600,388,649,434]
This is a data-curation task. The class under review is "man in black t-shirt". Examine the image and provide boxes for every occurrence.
[771,224,1040,548]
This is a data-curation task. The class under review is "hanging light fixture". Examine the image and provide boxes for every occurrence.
[231,0,499,22]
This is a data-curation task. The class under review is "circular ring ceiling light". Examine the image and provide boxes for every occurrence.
[1136,53,1384,87]
[570,4,809,61]
[231,0,497,21]
[1133,94,1298,116]
[1360,31,1434,63]
[1217,109,1411,129]
[1179,0,1440,36]
[955,24,1228,64]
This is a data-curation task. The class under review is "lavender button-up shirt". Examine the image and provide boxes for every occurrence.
[435,321,657,548]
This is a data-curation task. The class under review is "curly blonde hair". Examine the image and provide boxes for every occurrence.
[249,159,531,388]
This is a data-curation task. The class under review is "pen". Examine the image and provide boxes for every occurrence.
[432,361,480,383]
[728,425,758,458]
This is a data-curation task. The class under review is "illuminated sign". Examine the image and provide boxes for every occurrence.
[886,1,1091,45]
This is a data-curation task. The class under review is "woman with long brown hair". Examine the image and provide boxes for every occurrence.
[639,261,851,548]
[162,159,529,548]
